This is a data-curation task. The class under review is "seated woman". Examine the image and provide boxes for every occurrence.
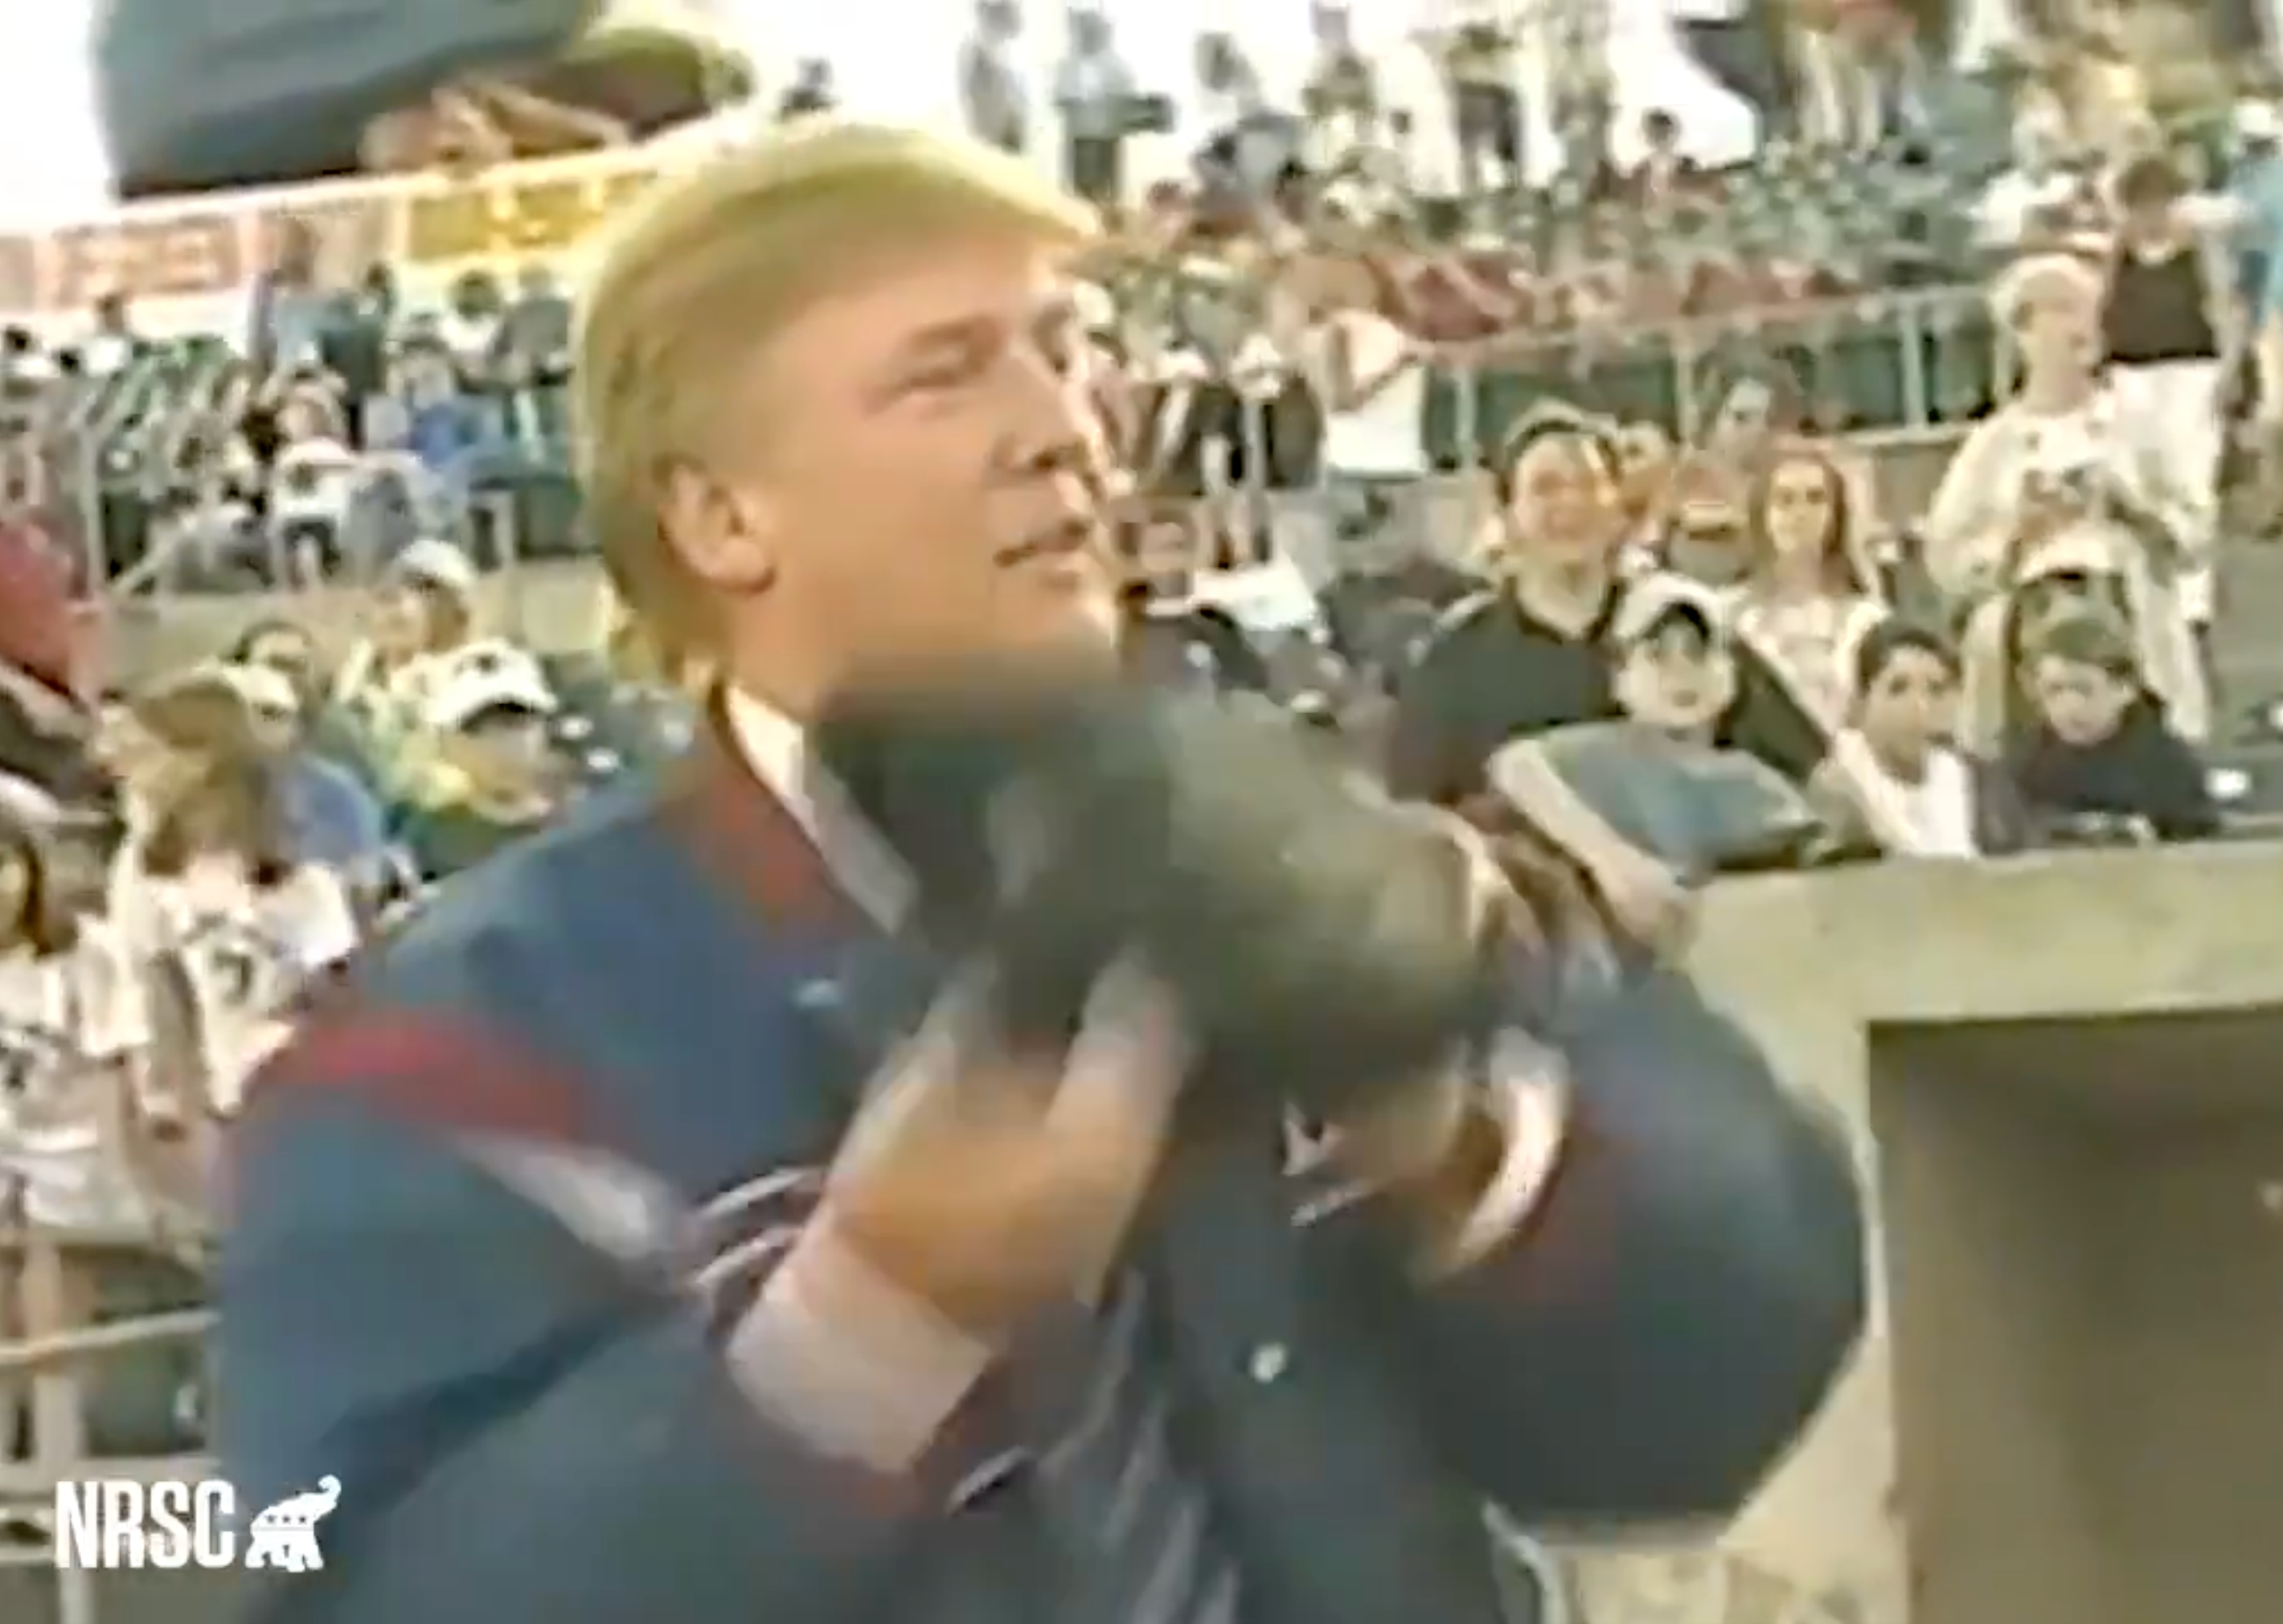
[0,801,151,1236]
[1724,443,1887,733]
[0,802,214,1458]
[1660,369,1803,587]
[333,539,483,794]
[106,670,361,1117]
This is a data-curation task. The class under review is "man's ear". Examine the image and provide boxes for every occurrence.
[657,462,778,595]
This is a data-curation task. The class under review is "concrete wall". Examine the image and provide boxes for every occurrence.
[1537,844,2283,1624]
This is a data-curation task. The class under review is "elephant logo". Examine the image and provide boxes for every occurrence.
[243,1475,342,1573]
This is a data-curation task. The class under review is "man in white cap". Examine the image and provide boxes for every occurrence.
[396,639,567,881]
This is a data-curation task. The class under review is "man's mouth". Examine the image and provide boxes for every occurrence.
[996,513,1099,572]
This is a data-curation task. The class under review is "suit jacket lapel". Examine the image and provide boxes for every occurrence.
[658,696,937,1113]
[659,695,871,937]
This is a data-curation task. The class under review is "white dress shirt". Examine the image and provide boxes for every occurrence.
[724,689,912,928]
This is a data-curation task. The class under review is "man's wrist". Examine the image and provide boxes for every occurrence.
[724,1216,998,1471]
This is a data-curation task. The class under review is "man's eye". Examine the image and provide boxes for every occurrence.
[909,347,990,391]
[1038,329,1084,377]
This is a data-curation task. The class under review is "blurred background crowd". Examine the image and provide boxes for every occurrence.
[3,0,2283,1585]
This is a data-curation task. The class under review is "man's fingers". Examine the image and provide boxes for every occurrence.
[840,966,1021,1161]
[1050,963,1187,1143]
[842,961,1177,1187]
[1043,963,1186,1297]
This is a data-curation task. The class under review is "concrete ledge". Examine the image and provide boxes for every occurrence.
[1690,843,2283,1025]
[1666,843,2283,1624]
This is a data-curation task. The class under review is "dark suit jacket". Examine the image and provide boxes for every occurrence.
[222,707,1866,1624]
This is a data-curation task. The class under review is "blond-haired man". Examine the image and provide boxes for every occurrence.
[220,124,1863,1624]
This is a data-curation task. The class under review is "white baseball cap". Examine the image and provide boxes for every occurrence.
[213,662,301,720]
[423,641,559,732]
[389,539,478,597]
[1609,574,1730,647]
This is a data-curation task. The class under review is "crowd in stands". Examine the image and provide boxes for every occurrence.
[2,0,2282,1523]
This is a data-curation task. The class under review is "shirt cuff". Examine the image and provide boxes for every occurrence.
[724,1216,997,1472]
[1428,1039,1571,1277]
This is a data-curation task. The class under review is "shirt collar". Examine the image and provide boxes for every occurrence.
[719,687,913,929]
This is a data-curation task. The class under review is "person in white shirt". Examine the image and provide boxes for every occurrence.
[80,293,142,379]
[267,392,364,579]
[0,802,154,1233]
[1812,620,1986,859]
[1972,94,2080,249]
[107,669,358,1115]
[436,273,506,382]
[1302,2,1379,156]
[1053,10,1139,205]
[958,0,1030,155]
[1290,256,1428,557]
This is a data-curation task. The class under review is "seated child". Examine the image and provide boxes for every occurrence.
[1488,576,1832,896]
[397,641,570,882]
[1813,620,2019,858]
[2003,609,2219,847]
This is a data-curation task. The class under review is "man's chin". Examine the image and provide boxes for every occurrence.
[1001,568,1121,658]
[1024,590,1125,667]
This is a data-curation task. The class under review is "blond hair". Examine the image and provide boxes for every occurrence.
[575,121,1100,662]
[1990,252,2102,331]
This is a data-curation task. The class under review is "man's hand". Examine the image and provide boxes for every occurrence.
[822,968,1186,1339]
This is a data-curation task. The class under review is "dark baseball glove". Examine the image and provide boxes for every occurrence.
[814,666,1500,1130]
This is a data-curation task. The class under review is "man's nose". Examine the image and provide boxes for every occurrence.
[1006,358,1111,490]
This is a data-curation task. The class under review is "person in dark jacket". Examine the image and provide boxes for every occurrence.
[2006,609,2221,845]
[223,125,1865,1624]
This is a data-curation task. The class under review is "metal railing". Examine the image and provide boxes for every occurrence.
[0,1224,215,1624]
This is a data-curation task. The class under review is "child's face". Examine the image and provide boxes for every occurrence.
[1857,647,1955,760]
[1613,617,1733,733]
[441,712,551,796]
[2027,654,2133,746]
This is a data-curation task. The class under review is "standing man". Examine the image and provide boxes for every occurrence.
[961,0,1032,156]
[1054,10,1138,207]
[223,124,1863,1624]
